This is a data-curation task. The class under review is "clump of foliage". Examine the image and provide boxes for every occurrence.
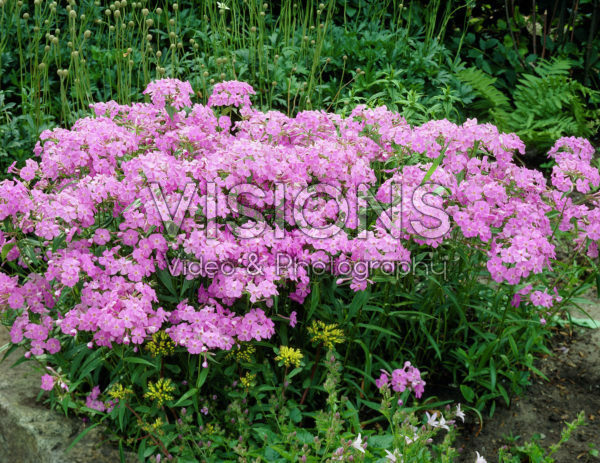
[458,59,600,150]
[0,79,597,460]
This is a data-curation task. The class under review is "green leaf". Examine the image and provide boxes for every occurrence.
[489,358,497,391]
[196,363,209,389]
[0,342,10,356]
[357,323,400,339]
[174,387,198,407]
[0,241,16,261]
[307,281,320,321]
[289,407,302,423]
[562,317,600,329]
[460,384,475,403]
[165,104,176,120]
[420,145,447,185]
[65,423,101,453]
[157,269,177,296]
[123,357,158,368]
[118,401,126,431]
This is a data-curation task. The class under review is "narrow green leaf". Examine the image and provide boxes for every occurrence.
[65,423,101,453]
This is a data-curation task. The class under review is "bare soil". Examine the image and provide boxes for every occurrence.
[457,300,600,462]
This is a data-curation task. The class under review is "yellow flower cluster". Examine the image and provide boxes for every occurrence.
[141,417,164,435]
[144,378,175,405]
[307,320,345,349]
[275,346,303,368]
[107,383,133,400]
[146,330,175,357]
[226,344,256,362]
[204,423,216,434]
[240,372,256,388]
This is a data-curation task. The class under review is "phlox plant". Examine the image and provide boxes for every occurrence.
[0,78,598,460]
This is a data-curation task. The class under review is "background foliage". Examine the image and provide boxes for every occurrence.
[0,0,598,174]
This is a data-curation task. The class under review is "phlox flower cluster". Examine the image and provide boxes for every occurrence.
[0,78,597,364]
[375,361,425,398]
[85,385,117,412]
[549,136,599,194]
[143,78,194,109]
[207,80,255,108]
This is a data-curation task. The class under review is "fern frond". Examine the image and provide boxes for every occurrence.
[457,67,510,111]
[533,58,572,77]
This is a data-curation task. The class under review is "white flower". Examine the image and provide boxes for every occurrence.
[352,433,365,453]
[385,449,397,462]
[455,403,466,422]
[216,1,230,9]
[425,411,439,428]
[425,411,450,431]
[403,426,419,445]
[475,451,487,463]
[385,449,403,462]
[437,415,450,431]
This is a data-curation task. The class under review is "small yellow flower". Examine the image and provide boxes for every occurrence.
[141,417,164,435]
[275,346,303,368]
[240,372,256,388]
[205,423,216,434]
[307,320,344,349]
[226,344,256,363]
[144,378,175,405]
[107,383,133,400]
[146,330,175,357]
